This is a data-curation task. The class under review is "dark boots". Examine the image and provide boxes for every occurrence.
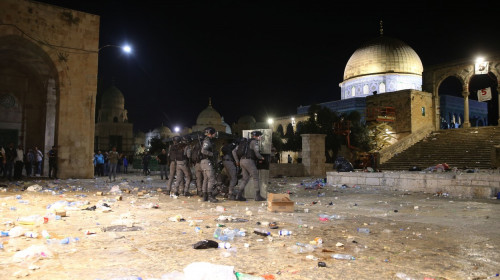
[203,192,208,202]
[184,191,192,197]
[255,191,266,201]
[236,190,246,201]
[209,192,219,203]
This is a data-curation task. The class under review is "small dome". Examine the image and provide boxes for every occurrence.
[101,86,125,110]
[238,115,256,124]
[343,36,423,81]
[196,104,222,125]
[158,126,172,135]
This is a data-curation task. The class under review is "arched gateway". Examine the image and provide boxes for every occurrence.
[423,54,500,129]
[0,0,99,178]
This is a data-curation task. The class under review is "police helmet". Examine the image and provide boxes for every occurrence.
[182,135,192,143]
[173,136,181,143]
[204,127,216,135]
[251,130,263,137]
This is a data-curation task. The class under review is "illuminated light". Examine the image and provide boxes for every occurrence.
[475,57,484,64]
[174,126,180,133]
[122,45,132,53]
[267,118,274,125]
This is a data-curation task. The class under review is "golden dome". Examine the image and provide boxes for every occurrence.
[343,36,423,81]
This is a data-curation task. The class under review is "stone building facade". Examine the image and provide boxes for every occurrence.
[0,0,99,178]
[94,86,134,156]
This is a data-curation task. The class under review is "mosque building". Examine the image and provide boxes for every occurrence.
[94,86,134,155]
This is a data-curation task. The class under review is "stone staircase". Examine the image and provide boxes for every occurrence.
[379,126,500,170]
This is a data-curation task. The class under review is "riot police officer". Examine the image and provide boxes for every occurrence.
[165,136,180,195]
[221,140,238,199]
[189,135,204,197]
[232,130,266,201]
[200,127,218,202]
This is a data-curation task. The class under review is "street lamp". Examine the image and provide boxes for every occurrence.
[267,118,274,129]
[174,126,180,133]
[98,44,133,54]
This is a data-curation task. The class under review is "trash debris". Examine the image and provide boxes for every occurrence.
[193,240,219,249]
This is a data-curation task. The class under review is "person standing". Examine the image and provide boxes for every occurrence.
[48,145,58,179]
[287,154,292,163]
[122,155,129,174]
[108,146,119,182]
[25,148,34,177]
[157,149,168,180]
[221,140,238,199]
[94,151,104,177]
[189,135,204,197]
[142,151,151,176]
[200,127,218,202]
[232,131,266,201]
[0,145,5,177]
[34,146,43,176]
[171,136,192,196]
[4,143,16,180]
[165,138,179,195]
[14,144,24,180]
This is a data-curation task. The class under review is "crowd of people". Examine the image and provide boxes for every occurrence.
[132,127,267,203]
[2,127,266,204]
[0,143,57,181]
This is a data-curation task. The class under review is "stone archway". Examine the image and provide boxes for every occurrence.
[423,54,500,129]
[1,0,100,178]
[0,35,58,175]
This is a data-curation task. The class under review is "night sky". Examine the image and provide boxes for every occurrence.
[36,0,499,132]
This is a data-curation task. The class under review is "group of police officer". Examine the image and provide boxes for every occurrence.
[162,127,265,203]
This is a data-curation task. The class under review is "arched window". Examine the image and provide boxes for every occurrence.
[379,83,386,93]
[351,87,356,97]
[363,85,369,94]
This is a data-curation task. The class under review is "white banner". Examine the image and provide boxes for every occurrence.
[477,87,492,102]
[475,61,489,74]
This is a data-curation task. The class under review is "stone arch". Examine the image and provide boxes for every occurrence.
[423,54,500,129]
[0,35,59,174]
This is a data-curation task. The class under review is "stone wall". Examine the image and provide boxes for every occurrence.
[327,171,500,199]
[0,0,100,178]
[301,134,326,176]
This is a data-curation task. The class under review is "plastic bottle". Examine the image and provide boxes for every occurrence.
[289,244,314,254]
[8,226,26,237]
[218,242,231,249]
[253,228,270,236]
[1,231,9,237]
[194,227,202,234]
[213,228,229,241]
[235,272,265,280]
[278,229,292,236]
[318,214,341,220]
[357,228,370,234]
[332,253,355,260]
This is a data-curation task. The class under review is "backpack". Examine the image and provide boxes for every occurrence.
[235,138,250,158]
[190,141,202,163]
[221,142,236,157]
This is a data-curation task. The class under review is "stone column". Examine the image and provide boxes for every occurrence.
[498,86,500,126]
[301,134,326,176]
[462,90,471,128]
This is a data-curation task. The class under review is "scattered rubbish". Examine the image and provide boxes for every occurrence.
[193,240,219,249]
[103,225,143,232]
[184,262,235,280]
[12,245,54,263]
[318,214,342,221]
[215,216,249,223]
[267,193,294,212]
[318,261,326,267]
[278,229,292,236]
[301,178,326,189]
[235,272,265,280]
[253,228,271,236]
[334,156,354,172]
[268,222,278,229]
[357,228,370,234]
[331,254,355,260]
[289,244,314,254]
[395,272,415,280]
[26,184,43,192]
